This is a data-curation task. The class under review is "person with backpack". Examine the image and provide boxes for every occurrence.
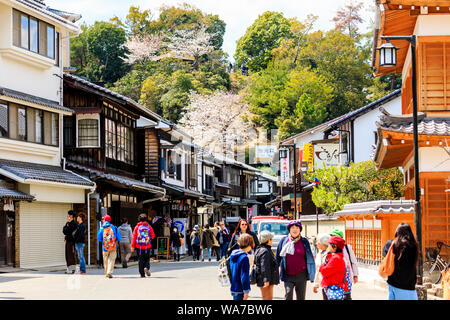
[200,224,215,262]
[381,223,419,300]
[275,221,315,300]
[191,225,201,261]
[254,230,280,300]
[97,215,121,278]
[319,236,348,300]
[330,229,359,300]
[118,218,133,268]
[63,210,78,274]
[230,233,254,300]
[73,212,87,274]
[169,226,184,262]
[131,213,155,278]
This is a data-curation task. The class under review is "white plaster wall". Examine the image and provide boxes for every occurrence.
[419,146,450,172]
[0,1,72,101]
[353,95,402,163]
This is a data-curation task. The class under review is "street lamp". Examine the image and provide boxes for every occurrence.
[378,35,424,289]
[377,40,399,67]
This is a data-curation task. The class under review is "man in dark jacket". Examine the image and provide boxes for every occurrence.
[217,221,230,259]
[62,210,78,274]
[74,212,87,274]
[255,230,280,300]
[200,224,215,262]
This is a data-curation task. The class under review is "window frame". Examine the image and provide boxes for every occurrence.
[12,9,56,60]
[76,114,100,148]
[0,100,59,147]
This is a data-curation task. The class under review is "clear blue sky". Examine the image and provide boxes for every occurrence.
[45,0,374,61]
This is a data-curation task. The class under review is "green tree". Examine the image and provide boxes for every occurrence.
[71,21,129,85]
[235,11,293,72]
[305,161,404,214]
[298,30,372,118]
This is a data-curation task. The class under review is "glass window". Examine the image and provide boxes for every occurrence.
[13,10,20,47]
[39,21,47,56]
[106,118,116,159]
[78,118,99,147]
[51,113,58,146]
[35,109,43,143]
[0,103,8,137]
[30,18,38,52]
[46,25,55,59]
[20,14,28,49]
[17,107,26,141]
[63,116,74,147]
[55,32,60,66]
[260,222,289,236]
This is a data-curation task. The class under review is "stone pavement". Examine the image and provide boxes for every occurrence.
[0,258,389,300]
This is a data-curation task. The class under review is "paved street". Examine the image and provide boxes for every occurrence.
[0,259,388,300]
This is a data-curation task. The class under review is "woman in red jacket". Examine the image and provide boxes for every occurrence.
[131,214,156,278]
[319,236,348,300]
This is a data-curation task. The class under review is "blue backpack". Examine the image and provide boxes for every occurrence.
[192,232,200,245]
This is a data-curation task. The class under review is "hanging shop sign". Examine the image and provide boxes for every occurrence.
[303,143,314,172]
[313,143,339,169]
[279,148,291,184]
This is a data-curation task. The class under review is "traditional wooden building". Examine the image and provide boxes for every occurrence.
[371,0,450,261]
[62,73,165,264]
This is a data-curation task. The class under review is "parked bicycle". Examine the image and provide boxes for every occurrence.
[423,241,449,284]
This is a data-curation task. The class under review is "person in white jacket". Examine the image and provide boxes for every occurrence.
[330,229,359,300]
[312,233,331,299]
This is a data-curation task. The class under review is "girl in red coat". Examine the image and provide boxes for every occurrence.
[319,236,348,300]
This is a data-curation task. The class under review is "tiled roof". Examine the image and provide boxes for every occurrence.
[0,187,34,201]
[334,200,415,216]
[66,162,165,194]
[161,183,212,199]
[379,118,450,136]
[63,73,162,121]
[17,1,80,27]
[0,86,73,113]
[0,159,94,187]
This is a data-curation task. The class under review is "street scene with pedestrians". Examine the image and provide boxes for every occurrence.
[0,0,449,305]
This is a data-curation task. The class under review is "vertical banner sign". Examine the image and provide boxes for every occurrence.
[173,218,187,254]
[279,148,291,184]
[303,143,314,172]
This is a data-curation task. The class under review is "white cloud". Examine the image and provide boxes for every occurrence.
[45,0,374,60]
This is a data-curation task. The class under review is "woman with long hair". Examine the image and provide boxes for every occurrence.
[381,223,419,300]
[227,218,259,255]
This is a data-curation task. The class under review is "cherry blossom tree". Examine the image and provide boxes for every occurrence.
[178,91,258,155]
[167,25,216,69]
[126,33,164,63]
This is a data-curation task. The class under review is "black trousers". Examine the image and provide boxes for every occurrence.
[192,244,201,260]
[137,249,150,277]
[212,246,221,261]
[65,241,76,268]
[284,272,307,300]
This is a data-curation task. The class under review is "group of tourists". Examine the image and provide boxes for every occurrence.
[227,219,420,301]
[187,221,230,262]
[63,210,158,279]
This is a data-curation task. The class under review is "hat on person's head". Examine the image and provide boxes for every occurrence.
[329,236,345,250]
[258,230,275,244]
[194,225,200,231]
[103,215,111,222]
[287,221,302,232]
[330,229,344,239]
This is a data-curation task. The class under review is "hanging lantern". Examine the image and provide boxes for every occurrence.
[377,41,398,67]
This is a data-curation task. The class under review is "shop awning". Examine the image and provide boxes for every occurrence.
[282,193,302,201]
[0,159,94,188]
[222,198,246,206]
[162,183,212,200]
[66,161,163,194]
[0,187,34,201]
